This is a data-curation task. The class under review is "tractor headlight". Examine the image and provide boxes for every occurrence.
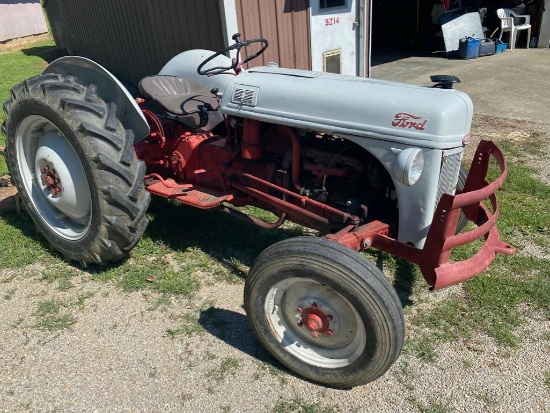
[392,148,424,186]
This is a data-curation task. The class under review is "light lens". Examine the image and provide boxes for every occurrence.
[392,148,424,186]
[406,150,424,185]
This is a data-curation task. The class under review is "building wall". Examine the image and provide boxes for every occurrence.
[44,0,372,84]
[43,0,226,86]
[235,0,311,69]
[538,0,550,48]
[0,1,48,42]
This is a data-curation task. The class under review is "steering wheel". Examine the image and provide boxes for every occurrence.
[197,33,269,76]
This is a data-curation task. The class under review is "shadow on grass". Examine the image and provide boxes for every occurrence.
[139,197,305,279]
[4,193,417,306]
[393,259,418,308]
[21,45,64,64]
[367,249,418,308]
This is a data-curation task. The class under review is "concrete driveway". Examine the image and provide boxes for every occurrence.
[371,48,550,123]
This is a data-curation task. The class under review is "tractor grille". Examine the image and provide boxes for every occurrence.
[435,150,462,207]
[232,85,259,107]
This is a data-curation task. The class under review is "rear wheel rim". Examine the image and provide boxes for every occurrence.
[15,115,92,240]
[264,278,367,368]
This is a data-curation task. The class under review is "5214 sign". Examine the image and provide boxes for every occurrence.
[325,17,340,26]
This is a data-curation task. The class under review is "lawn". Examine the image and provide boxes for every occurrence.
[0,37,59,174]
[1,37,548,383]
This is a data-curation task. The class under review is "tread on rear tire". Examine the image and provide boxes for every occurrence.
[3,73,150,265]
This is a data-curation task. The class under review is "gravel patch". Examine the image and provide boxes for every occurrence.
[1,265,548,413]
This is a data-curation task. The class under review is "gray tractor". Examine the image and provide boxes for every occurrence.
[2,35,514,387]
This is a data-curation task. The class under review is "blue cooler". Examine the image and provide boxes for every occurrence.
[458,37,481,59]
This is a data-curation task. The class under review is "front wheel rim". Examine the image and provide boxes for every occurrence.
[264,278,367,368]
[15,115,92,240]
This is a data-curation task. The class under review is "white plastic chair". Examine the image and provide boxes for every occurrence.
[496,8,531,51]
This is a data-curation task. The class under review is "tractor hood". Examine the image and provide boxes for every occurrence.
[220,67,473,150]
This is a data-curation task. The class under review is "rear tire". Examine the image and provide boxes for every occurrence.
[244,237,405,387]
[3,74,150,265]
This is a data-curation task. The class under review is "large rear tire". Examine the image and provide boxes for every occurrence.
[244,237,405,387]
[3,74,150,265]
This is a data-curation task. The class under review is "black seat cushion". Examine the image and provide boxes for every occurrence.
[139,75,223,130]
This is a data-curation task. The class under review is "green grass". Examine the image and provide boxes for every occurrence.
[419,403,454,413]
[206,357,240,383]
[36,298,61,316]
[0,151,7,174]
[166,312,205,337]
[34,298,76,331]
[254,360,288,385]
[407,137,550,360]
[1,37,60,173]
[272,397,337,413]
[0,212,53,268]
[0,39,58,120]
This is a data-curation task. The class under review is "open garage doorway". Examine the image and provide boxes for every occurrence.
[370,1,508,66]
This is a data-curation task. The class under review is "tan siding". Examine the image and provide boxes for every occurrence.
[236,0,311,70]
[0,2,48,42]
[295,0,312,70]
[43,0,225,86]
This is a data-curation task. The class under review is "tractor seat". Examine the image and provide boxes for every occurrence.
[138,75,223,130]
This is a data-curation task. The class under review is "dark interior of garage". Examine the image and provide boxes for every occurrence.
[371,0,546,63]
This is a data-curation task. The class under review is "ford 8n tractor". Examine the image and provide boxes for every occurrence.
[2,35,514,387]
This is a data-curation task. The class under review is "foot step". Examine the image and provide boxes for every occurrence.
[146,179,234,209]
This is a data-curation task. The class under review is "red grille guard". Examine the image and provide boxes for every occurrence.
[326,140,515,290]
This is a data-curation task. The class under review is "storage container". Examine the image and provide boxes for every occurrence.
[458,37,481,59]
[493,39,508,53]
[478,38,495,56]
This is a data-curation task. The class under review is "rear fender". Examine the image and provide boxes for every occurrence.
[43,56,149,142]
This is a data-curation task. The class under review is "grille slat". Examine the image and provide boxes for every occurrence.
[232,85,259,107]
[435,151,462,206]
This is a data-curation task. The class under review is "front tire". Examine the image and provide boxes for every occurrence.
[244,237,405,387]
[3,74,150,265]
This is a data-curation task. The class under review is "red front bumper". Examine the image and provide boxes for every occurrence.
[377,140,515,289]
[327,140,515,290]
